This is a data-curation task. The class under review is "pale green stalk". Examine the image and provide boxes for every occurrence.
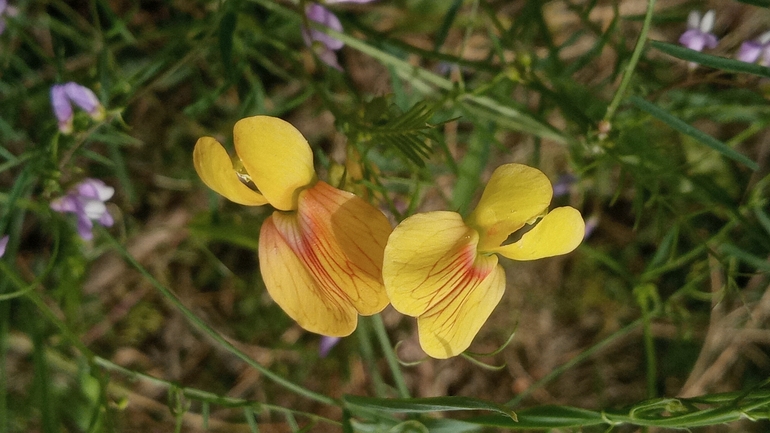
[249,0,568,145]
[103,233,337,406]
[507,318,644,407]
[371,314,410,399]
[604,0,657,122]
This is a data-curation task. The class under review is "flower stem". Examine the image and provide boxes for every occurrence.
[103,232,338,407]
[371,314,410,398]
[604,0,657,122]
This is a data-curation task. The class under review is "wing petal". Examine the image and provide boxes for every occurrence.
[234,116,315,211]
[493,206,584,261]
[193,137,267,206]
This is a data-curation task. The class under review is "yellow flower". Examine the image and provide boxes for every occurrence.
[383,164,585,358]
[193,116,391,336]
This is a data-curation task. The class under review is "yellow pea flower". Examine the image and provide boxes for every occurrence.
[193,116,391,337]
[383,163,585,358]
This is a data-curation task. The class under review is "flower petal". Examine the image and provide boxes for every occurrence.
[77,178,114,201]
[417,264,505,359]
[263,181,391,332]
[193,136,268,206]
[234,116,315,211]
[467,164,553,252]
[259,215,358,336]
[0,235,9,258]
[382,211,504,358]
[303,4,345,51]
[295,181,390,313]
[492,206,585,261]
[50,85,73,133]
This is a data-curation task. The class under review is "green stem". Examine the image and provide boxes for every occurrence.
[103,232,338,407]
[249,0,568,145]
[371,314,410,399]
[603,0,657,122]
[356,317,389,397]
[506,318,644,407]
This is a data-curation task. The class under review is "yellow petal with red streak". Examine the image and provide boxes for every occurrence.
[492,206,585,260]
[259,214,358,336]
[417,263,505,358]
[383,211,505,358]
[193,137,267,206]
[267,181,391,323]
[234,116,315,211]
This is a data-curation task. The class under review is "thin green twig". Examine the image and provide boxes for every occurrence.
[603,0,656,122]
[371,314,410,399]
[506,318,644,407]
[103,232,338,407]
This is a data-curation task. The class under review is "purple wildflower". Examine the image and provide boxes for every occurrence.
[302,1,376,70]
[319,336,341,357]
[50,178,115,241]
[679,10,718,53]
[50,82,105,134]
[0,235,8,258]
[0,0,7,35]
[552,173,577,198]
[583,214,599,240]
[737,31,770,67]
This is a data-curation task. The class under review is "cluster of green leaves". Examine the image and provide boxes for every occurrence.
[1,0,770,432]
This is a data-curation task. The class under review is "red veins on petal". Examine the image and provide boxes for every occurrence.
[263,181,391,334]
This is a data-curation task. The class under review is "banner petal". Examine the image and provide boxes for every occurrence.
[468,164,553,252]
[234,116,315,211]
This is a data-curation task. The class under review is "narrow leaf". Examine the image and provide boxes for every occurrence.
[219,11,238,79]
[630,96,758,170]
[720,243,770,273]
[650,41,770,78]
[344,395,516,420]
[734,0,770,6]
[467,406,604,429]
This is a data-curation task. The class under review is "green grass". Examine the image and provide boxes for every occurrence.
[1,0,770,431]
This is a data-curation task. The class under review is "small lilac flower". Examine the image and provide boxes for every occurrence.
[679,10,718,53]
[737,31,770,67]
[303,4,344,71]
[319,336,341,357]
[50,178,115,241]
[583,214,599,240]
[552,173,577,198]
[0,0,7,35]
[302,1,376,70]
[50,82,105,134]
[0,235,8,258]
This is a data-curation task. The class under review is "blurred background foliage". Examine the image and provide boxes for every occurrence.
[1,0,770,431]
